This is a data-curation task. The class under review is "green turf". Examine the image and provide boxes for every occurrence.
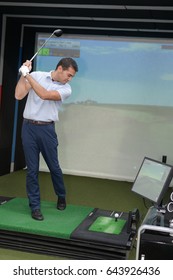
[89,216,126,235]
[0,198,94,239]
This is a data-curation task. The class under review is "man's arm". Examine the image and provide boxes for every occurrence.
[25,73,62,101]
[15,60,32,100]
[15,75,31,100]
[15,59,62,101]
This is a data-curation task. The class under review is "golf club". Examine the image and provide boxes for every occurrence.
[30,29,63,62]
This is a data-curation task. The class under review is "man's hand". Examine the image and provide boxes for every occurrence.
[19,65,30,77]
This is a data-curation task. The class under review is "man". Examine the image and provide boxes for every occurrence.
[15,57,78,221]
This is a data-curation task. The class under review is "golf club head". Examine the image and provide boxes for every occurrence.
[53,29,63,37]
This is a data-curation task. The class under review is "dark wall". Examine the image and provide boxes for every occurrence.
[0,17,53,175]
[0,19,22,175]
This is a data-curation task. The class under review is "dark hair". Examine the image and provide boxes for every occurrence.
[55,57,78,72]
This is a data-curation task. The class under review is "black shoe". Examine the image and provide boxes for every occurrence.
[31,209,44,221]
[57,197,66,210]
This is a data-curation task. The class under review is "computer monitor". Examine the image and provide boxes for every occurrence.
[131,157,173,208]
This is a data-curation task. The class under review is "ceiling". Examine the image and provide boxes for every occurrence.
[1,1,173,39]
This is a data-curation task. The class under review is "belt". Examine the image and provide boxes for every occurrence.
[24,118,54,125]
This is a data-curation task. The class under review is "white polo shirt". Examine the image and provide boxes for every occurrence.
[23,71,71,122]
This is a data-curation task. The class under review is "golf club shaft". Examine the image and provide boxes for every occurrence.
[30,32,55,62]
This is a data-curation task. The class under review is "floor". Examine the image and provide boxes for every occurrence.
[0,169,148,260]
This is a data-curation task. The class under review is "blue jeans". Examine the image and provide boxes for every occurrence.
[21,120,66,211]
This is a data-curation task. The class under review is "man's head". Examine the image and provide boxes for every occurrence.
[55,57,78,72]
[53,57,78,84]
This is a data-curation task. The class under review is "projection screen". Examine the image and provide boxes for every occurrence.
[34,34,173,181]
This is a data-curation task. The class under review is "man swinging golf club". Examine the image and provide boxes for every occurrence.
[15,56,78,221]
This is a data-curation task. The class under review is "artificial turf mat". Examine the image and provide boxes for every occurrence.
[0,197,94,239]
[89,216,126,235]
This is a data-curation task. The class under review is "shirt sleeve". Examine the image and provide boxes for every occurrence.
[56,83,72,102]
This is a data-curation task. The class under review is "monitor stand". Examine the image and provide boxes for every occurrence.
[153,203,166,226]
[154,203,173,228]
